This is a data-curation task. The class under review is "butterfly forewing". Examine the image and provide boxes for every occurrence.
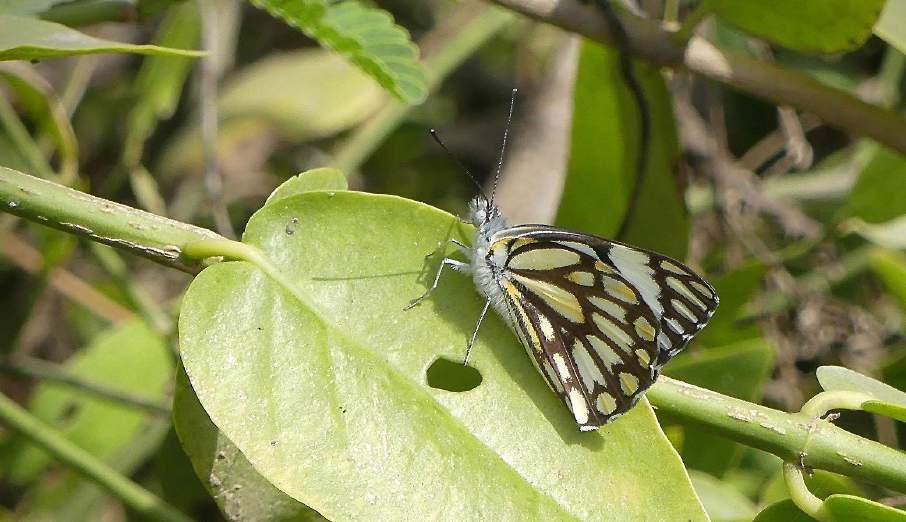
[488,226,718,429]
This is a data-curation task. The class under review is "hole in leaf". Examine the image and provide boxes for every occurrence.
[426,357,482,392]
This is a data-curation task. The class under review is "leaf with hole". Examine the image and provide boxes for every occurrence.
[178,189,708,520]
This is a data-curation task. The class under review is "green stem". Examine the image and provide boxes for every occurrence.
[332,4,514,172]
[648,377,906,492]
[41,0,136,26]
[0,167,223,272]
[0,393,190,522]
[0,355,170,417]
[784,462,832,522]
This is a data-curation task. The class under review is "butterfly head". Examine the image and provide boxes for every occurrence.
[469,195,507,239]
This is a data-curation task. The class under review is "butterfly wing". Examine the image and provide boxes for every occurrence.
[489,225,718,429]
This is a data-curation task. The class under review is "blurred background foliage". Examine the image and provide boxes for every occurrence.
[0,0,906,520]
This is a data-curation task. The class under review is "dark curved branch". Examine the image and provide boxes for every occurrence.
[490,0,906,155]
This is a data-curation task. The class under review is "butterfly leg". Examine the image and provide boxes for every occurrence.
[405,256,469,310]
[463,298,492,366]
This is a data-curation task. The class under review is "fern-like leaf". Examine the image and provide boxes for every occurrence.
[249,0,427,104]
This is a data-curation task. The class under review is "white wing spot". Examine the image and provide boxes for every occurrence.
[587,335,623,372]
[666,317,683,334]
[592,313,634,352]
[667,276,707,310]
[538,314,557,341]
[573,340,607,389]
[609,245,663,317]
[553,353,572,382]
[660,260,688,275]
[588,296,627,323]
[558,241,599,259]
[509,247,580,270]
[689,280,714,299]
[566,271,596,287]
[568,387,589,424]
[671,299,698,323]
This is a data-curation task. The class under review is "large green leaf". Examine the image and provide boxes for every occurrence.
[173,366,325,521]
[0,15,203,61]
[249,0,426,104]
[689,470,756,522]
[838,146,906,224]
[556,40,686,260]
[699,0,886,53]
[178,190,708,520]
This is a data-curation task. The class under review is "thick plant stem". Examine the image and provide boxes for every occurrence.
[648,377,906,493]
[0,393,191,522]
[0,167,223,272]
[490,0,906,155]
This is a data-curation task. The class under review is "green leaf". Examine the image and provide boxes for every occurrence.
[696,262,766,346]
[556,40,687,259]
[178,191,708,520]
[824,494,906,521]
[752,500,814,522]
[0,15,203,61]
[688,470,756,522]
[265,168,348,205]
[219,49,385,139]
[875,0,906,55]
[173,366,325,521]
[869,249,906,315]
[839,146,906,224]
[0,320,171,483]
[249,0,426,104]
[664,339,774,476]
[123,1,200,167]
[699,0,886,53]
[0,0,67,16]
[817,365,906,407]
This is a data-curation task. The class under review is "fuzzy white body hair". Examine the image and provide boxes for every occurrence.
[464,196,513,325]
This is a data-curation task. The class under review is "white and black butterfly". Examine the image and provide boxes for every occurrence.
[409,90,718,431]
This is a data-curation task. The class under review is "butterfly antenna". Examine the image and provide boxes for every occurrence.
[490,88,518,206]
[429,128,488,201]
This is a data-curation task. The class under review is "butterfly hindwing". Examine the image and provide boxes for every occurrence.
[488,226,718,428]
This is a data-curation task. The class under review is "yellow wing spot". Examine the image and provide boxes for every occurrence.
[587,335,623,372]
[689,280,714,300]
[592,313,634,352]
[504,282,543,352]
[594,260,615,274]
[671,299,698,323]
[666,276,707,311]
[511,237,537,251]
[511,274,585,323]
[596,392,618,415]
[502,281,522,300]
[558,241,599,259]
[588,296,627,323]
[660,260,688,275]
[566,271,596,287]
[633,316,656,342]
[635,349,651,368]
[619,372,640,395]
[601,276,639,304]
[509,247,580,271]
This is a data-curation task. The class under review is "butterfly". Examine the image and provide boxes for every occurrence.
[408,90,718,431]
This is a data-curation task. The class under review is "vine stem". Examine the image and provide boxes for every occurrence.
[648,377,906,493]
[0,393,191,522]
[784,462,832,522]
[489,0,906,155]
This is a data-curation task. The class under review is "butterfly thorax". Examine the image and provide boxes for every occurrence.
[467,196,512,321]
